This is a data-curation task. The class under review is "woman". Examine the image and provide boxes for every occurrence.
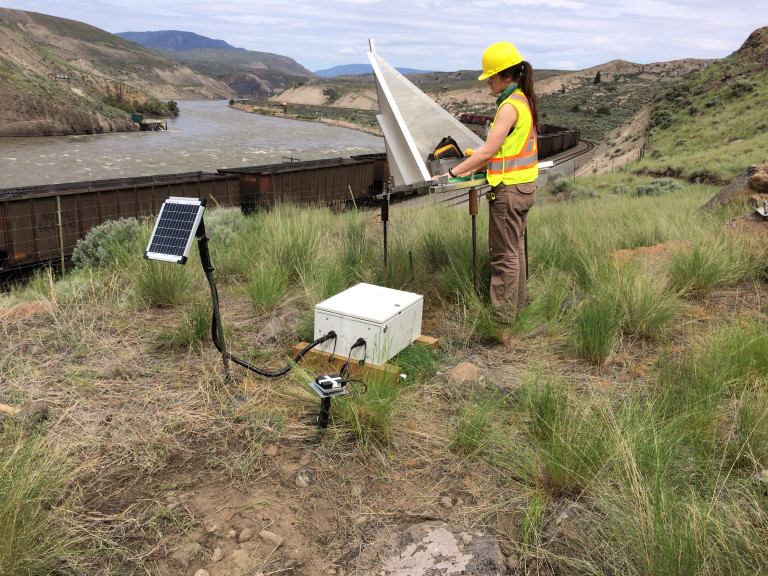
[441,41,539,324]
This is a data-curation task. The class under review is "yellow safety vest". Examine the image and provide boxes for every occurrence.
[487,90,538,186]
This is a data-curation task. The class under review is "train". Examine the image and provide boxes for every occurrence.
[0,117,577,273]
[0,154,389,272]
[459,115,580,159]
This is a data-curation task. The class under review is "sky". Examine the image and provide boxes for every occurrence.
[1,0,765,73]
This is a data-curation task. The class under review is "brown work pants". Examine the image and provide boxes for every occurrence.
[488,181,536,323]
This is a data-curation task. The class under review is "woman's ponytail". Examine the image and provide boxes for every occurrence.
[518,61,540,132]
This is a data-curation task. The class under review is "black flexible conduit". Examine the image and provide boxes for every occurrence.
[197,233,337,378]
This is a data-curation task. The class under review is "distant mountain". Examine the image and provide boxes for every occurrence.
[117,30,244,52]
[314,64,435,77]
[115,29,314,97]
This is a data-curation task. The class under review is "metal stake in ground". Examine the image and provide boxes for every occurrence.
[381,194,389,266]
[469,187,479,294]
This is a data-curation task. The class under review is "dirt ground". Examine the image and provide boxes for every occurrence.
[4,208,768,575]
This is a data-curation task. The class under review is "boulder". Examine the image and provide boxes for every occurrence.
[703,164,768,210]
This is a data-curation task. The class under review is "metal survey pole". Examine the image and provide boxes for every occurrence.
[428,176,490,295]
[381,194,389,266]
[469,187,479,295]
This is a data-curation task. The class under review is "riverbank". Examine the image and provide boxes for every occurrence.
[230,101,383,137]
[0,90,139,137]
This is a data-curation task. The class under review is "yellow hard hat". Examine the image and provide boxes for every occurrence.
[478,42,523,80]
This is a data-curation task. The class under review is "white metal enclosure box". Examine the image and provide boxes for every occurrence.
[314,283,423,366]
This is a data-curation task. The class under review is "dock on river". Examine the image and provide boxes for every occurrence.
[139,119,167,131]
[130,112,167,131]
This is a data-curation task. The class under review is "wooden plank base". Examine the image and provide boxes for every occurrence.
[291,343,402,382]
[292,335,439,383]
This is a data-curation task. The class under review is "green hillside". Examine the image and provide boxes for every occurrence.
[637,27,768,184]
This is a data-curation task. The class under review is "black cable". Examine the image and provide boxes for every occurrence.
[199,233,230,377]
[217,329,337,378]
[198,233,337,378]
[341,338,366,380]
[328,335,338,363]
[343,378,367,394]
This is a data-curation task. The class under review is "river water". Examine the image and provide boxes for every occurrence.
[0,100,385,190]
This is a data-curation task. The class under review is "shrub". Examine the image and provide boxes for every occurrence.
[323,87,341,104]
[72,217,142,269]
[569,186,600,201]
[730,78,757,97]
[612,183,632,195]
[634,177,681,196]
[204,207,245,247]
[547,175,572,198]
[166,100,179,116]
[650,109,672,129]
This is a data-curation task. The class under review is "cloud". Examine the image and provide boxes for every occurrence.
[0,0,760,72]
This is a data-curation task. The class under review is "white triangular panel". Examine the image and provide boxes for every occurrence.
[368,43,484,188]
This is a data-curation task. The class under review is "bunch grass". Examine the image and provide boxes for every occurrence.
[0,427,80,576]
[3,172,768,575]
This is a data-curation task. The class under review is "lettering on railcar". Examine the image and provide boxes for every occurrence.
[37,210,77,232]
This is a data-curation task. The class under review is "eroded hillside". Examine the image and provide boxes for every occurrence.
[0,8,234,136]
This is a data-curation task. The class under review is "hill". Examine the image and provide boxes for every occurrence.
[163,48,315,98]
[254,59,712,147]
[117,30,244,51]
[0,8,234,137]
[634,26,768,184]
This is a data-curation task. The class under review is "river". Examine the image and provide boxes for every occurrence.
[0,100,385,190]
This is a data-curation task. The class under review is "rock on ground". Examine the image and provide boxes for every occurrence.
[350,520,507,576]
[703,164,768,210]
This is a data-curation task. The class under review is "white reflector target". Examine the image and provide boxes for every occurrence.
[145,197,206,264]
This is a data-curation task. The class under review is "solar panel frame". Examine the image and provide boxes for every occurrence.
[144,196,207,264]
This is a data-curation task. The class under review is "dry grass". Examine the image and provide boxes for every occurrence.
[2,190,768,575]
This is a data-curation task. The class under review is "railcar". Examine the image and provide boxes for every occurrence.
[0,172,239,270]
[219,155,382,211]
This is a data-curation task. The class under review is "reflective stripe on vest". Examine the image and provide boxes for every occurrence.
[487,92,538,186]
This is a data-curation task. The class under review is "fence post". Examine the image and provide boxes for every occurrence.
[56,195,65,273]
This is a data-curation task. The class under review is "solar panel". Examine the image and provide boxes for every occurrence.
[144,197,206,264]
